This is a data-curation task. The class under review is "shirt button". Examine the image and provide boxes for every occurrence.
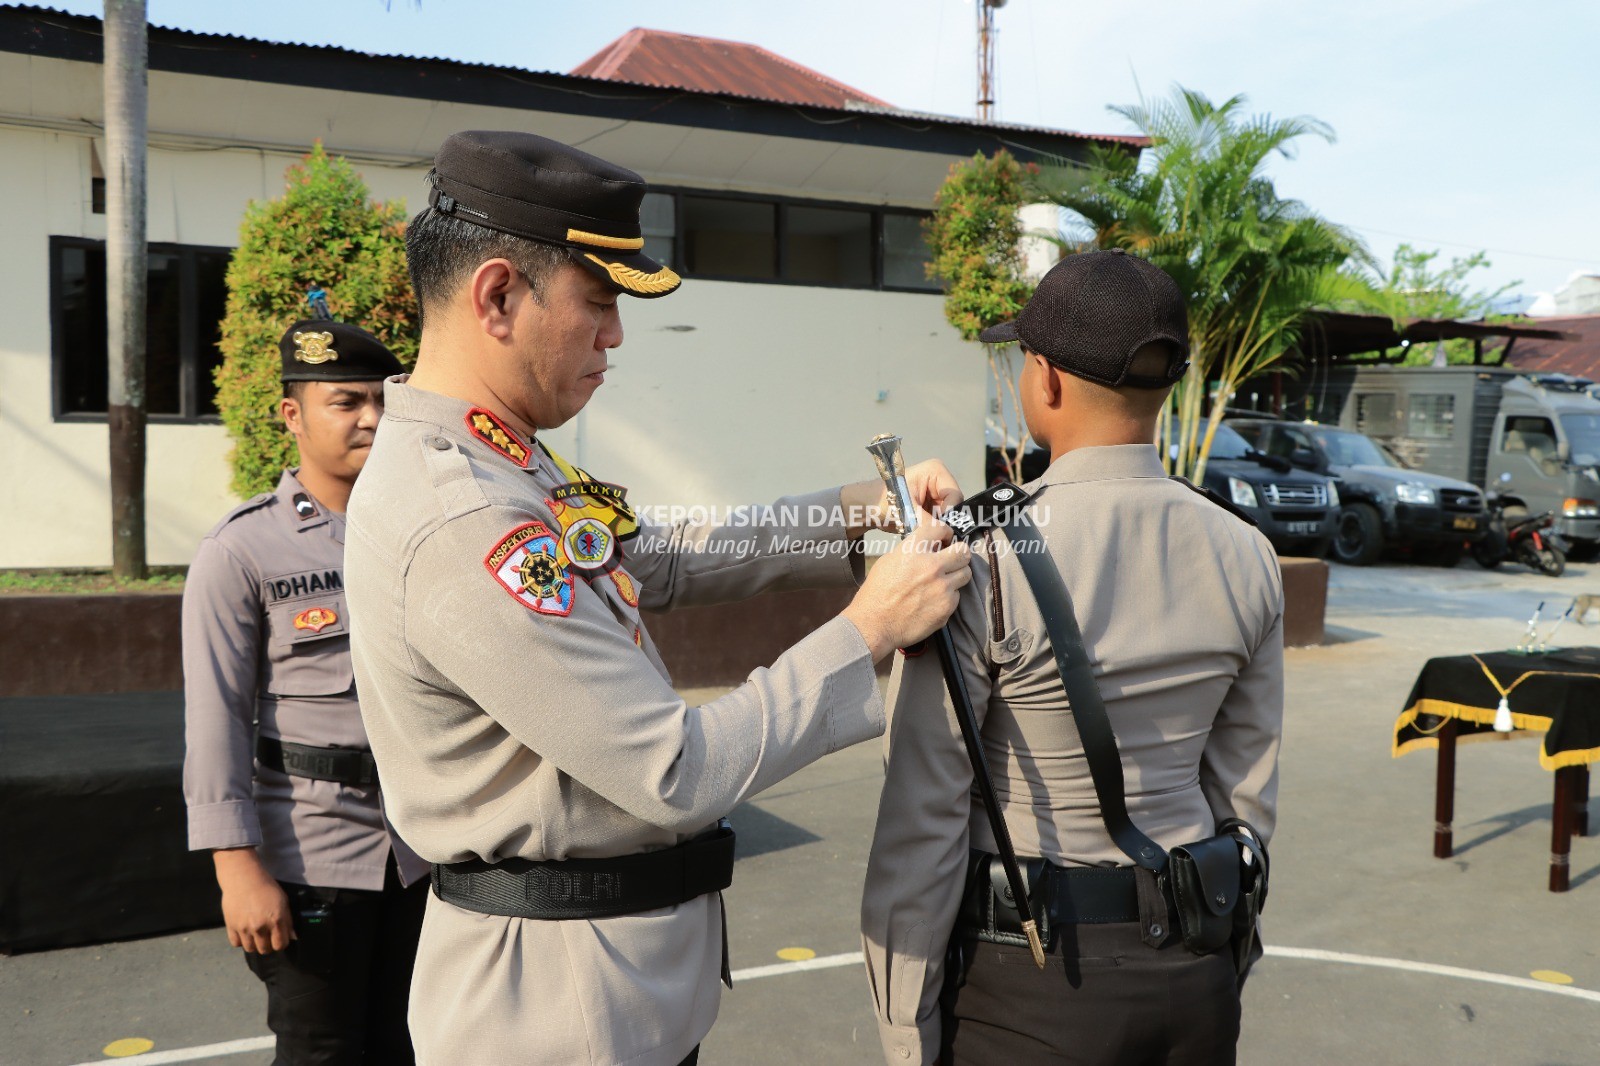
[1004,635,1021,652]
[430,436,451,451]
[1149,922,1164,938]
[896,1049,911,1059]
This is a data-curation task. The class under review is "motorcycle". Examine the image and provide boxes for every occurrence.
[1472,496,1568,576]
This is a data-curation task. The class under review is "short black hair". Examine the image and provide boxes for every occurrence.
[284,379,308,402]
[405,207,569,311]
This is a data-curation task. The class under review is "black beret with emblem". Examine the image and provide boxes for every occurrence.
[279,319,404,383]
[427,130,681,299]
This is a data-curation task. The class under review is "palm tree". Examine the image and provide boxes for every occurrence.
[1044,87,1378,481]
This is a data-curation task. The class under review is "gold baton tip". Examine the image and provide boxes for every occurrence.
[1023,920,1046,969]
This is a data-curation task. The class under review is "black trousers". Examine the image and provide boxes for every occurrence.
[244,857,428,1066]
[940,923,1241,1066]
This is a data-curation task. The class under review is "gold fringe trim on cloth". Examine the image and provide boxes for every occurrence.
[1392,698,1599,770]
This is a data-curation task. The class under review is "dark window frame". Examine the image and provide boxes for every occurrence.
[652,186,937,293]
[49,235,233,425]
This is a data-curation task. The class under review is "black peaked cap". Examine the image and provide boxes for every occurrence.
[428,130,681,299]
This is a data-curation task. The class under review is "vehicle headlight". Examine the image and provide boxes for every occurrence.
[1228,477,1259,508]
[1395,483,1437,505]
[1326,481,1340,507]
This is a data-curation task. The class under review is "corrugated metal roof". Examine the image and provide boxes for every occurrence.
[1503,315,1600,376]
[572,27,893,110]
[3,4,1145,152]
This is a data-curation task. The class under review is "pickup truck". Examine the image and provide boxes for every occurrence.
[1228,417,1486,566]
[1199,423,1340,556]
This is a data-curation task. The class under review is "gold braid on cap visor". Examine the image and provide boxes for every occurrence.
[566,228,645,250]
[584,253,681,295]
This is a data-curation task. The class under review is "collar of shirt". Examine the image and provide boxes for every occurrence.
[1030,443,1168,491]
[276,468,342,541]
[381,376,553,478]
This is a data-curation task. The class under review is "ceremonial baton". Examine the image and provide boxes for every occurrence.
[866,433,1047,968]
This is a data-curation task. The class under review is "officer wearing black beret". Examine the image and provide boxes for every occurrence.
[183,315,429,1064]
[343,132,968,1066]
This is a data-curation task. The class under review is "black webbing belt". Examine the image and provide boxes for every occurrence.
[1002,514,1168,876]
[432,821,737,921]
[256,736,379,787]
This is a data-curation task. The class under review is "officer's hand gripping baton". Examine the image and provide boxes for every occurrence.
[866,433,1047,969]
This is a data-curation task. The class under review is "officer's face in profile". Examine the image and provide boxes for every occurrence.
[511,262,624,430]
[280,381,386,482]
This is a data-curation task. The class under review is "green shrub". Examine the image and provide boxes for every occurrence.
[214,143,418,497]
[924,150,1035,341]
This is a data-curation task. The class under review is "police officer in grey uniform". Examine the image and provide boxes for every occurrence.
[342,131,971,1066]
[861,251,1284,1065]
[183,319,430,1065]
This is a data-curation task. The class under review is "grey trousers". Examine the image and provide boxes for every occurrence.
[940,923,1241,1065]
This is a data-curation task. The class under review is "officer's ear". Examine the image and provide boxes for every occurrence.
[1027,350,1064,410]
[469,258,520,340]
[280,386,305,436]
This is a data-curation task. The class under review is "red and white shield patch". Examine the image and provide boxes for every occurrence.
[484,521,575,616]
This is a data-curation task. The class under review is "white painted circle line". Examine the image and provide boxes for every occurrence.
[1263,946,1600,1004]
[67,945,1597,1064]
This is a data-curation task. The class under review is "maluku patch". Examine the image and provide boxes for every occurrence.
[485,521,574,616]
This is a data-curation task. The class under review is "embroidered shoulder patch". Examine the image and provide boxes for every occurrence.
[939,482,1034,542]
[485,521,574,616]
[611,568,639,607]
[465,408,531,468]
[294,606,339,633]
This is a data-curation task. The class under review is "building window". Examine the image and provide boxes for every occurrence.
[882,212,939,291]
[654,188,934,291]
[783,205,872,287]
[683,196,777,280]
[1354,392,1398,436]
[51,236,232,423]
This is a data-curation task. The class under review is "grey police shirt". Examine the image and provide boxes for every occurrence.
[182,468,427,890]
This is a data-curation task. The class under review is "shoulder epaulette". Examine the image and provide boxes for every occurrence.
[1169,476,1259,527]
[208,491,274,532]
[939,482,1034,542]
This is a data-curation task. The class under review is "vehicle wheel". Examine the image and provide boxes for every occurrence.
[1429,543,1464,568]
[1536,546,1567,577]
[1472,540,1502,569]
[1566,541,1600,563]
[1330,504,1384,566]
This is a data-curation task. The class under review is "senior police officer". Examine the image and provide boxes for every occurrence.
[342,130,971,1066]
[861,250,1284,1065]
[183,319,429,1065]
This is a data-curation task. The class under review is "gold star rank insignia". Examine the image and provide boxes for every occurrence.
[464,407,531,468]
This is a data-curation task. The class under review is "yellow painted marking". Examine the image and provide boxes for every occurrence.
[1530,969,1574,985]
[102,1038,155,1057]
[776,946,817,962]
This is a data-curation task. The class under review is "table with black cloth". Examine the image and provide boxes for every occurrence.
[1394,647,1600,892]
[0,691,221,953]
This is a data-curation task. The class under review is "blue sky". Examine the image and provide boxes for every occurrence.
[54,0,1600,303]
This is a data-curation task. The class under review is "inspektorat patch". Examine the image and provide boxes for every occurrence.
[485,521,574,616]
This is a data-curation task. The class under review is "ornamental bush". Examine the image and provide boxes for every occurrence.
[924,149,1035,340]
[214,143,419,498]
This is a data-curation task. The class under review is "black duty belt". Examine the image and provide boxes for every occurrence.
[256,736,379,787]
[960,850,1166,947]
[432,821,736,921]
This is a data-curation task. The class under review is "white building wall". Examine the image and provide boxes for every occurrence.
[0,117,984,566]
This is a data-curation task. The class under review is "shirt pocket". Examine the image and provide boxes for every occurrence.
[988,626,1034,671]
[263,593,354,697]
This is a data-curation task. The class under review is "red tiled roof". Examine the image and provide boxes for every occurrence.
[572,27,895,111]
[1502,316,1600,377]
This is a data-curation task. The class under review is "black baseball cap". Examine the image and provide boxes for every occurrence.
[427,130,681,299]
[978,249,1190,389]
[279,320,403,383]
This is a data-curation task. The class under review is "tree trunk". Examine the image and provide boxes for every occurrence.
[104,0,148,580]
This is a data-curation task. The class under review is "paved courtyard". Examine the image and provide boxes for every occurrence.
[3,558,1599,1065]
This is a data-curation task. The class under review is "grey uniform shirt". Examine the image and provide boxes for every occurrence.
[344,378,885,1066]
[182,469,427,891]
[860,444,1284,1065]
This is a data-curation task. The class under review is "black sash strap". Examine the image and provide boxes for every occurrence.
[432,821,737,921]
[256,735,379,787]
[1001,514,1167,874]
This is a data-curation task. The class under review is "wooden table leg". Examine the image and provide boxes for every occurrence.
[1576,765,1591,838]
[1434,717,1457,859]
[1551,767,1574,892]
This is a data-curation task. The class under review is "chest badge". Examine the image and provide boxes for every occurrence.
[611,569,639,607]
[294,606,339,633]
[464,408,531,468]
[485,521,574,617]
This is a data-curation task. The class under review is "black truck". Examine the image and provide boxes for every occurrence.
[1228,417,1487,566]
[1199,423,1339,556]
